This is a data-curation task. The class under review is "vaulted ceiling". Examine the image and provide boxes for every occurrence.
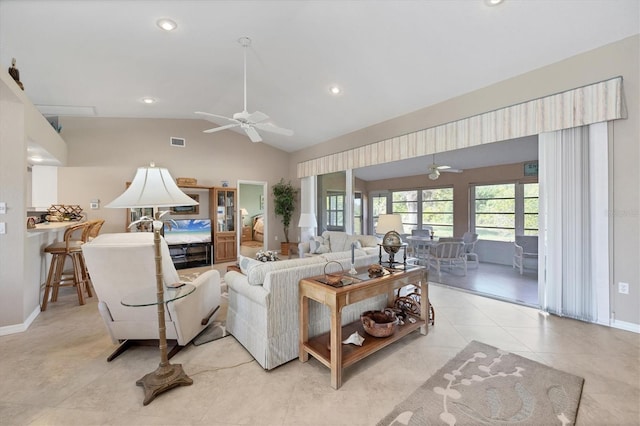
[1,0,638,163]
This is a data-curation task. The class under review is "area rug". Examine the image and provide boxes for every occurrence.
[377,341,584,426]
[193,318,228,346]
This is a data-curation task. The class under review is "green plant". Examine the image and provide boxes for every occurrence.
[272,178,298,243]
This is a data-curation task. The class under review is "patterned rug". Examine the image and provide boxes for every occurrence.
[377,341,584,426]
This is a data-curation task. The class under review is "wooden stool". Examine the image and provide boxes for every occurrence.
[41,222,93,311]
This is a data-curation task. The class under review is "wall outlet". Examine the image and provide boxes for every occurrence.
[618,282,629,295]
[275,235,278,241]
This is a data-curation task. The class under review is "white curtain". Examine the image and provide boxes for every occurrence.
[538,123,609,323]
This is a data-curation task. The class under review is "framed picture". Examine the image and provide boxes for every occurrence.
[170,194,199,215]
[259,194,264,210]
[524,161,539,177]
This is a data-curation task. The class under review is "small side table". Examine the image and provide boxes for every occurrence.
[121,284,196,405]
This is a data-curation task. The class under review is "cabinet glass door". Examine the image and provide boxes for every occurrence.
[225,191,235,232]
[216,189,235,232]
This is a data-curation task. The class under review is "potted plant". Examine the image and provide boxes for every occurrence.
[272,178,298,255]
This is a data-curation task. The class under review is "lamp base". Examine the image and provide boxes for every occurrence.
[136,363,193,406]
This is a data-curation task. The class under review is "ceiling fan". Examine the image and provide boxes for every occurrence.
[195,37,293,143]
[427,154,463,180]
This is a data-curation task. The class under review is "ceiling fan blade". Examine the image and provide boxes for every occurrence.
[441,168,463,173]
[254,122,294,136]
[244,126,263,143]
[195,111,238,123]
[203,123,239,134]
[247,111,269,124]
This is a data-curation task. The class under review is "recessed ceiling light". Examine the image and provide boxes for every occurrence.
[156,18,177,31]
[485,0,504,5]
[329,85,342,95]
[141,97,156,104]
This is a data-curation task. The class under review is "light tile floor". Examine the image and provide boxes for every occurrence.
[0,267,638,425]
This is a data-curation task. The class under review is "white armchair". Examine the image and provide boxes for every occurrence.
[82,232,221,361]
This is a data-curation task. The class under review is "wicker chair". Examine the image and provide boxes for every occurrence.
[427,240,467,276]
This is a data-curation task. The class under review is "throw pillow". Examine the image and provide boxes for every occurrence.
[239,255,262,275]
[310,236,330,254]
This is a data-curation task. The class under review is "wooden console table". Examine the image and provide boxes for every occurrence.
[299,266,428,389]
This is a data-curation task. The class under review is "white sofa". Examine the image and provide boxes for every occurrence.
[82,232,221,359]
[298,231,380,257]
[225,247,388,370]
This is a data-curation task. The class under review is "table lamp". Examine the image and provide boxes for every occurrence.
[375,214,404,267]
[298,213,317,256]
[106,163,198,405]
[240,208,249,225]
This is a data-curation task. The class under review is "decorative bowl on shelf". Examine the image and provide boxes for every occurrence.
[361,309,399,338]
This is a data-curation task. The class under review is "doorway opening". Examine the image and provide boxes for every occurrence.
[237,180,268,258]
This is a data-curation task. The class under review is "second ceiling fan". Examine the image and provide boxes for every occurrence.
[428,154,463,180]
[195,37,293,143]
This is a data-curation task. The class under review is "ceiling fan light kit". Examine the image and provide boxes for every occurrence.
[427,154,463,180]
[195,36,293,143]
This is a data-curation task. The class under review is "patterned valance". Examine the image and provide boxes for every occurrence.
[297,77,624,178]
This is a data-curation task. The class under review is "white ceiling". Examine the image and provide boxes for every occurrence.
[354,135,538,180]
[1,1,638,164]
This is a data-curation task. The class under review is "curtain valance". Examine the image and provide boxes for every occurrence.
[297,76,624,178]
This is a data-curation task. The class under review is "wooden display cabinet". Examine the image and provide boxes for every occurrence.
[211,187,237,263]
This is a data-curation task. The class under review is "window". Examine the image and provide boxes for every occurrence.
[472,182,538,241]
[422,188,454,237]
[371,193,388,231]
[353,192,363,235]
[326,192,344,229]
[391,190,418,234]
[523,183,539,236]
[474,184,515,241]
[370,188,453,236]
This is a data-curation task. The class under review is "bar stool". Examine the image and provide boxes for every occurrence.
[79,219,105,286]
[41,222,93,311]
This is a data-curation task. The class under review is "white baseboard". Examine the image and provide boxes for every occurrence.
[611,319,640,334]
[0,306,40,336]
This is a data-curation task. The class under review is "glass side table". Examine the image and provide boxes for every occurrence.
[121,284,196,307]
[121,283,196,405]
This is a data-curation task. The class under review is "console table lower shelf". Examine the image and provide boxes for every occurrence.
[299,266,429,389]
[303,313,425,370]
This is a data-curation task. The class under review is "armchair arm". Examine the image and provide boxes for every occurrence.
[298,241,311,255]
[167,269,221,345]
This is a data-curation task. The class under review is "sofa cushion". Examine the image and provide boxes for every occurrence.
[310,236,330,254]
[321,249,369,262]
[247,255,326,285]
[358,234,379,248]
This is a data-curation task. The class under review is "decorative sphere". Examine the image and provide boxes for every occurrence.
[382,231,402,255]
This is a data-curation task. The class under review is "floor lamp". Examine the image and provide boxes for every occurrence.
[106,163,199,405]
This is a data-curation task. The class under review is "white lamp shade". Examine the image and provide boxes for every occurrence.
[298,212,317,228]
[106,165,199,208]
[376,214,404,235]
[240,208,249,216]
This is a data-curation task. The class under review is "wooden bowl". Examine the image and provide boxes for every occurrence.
[324,261,344,285]
[361,309,398,338]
